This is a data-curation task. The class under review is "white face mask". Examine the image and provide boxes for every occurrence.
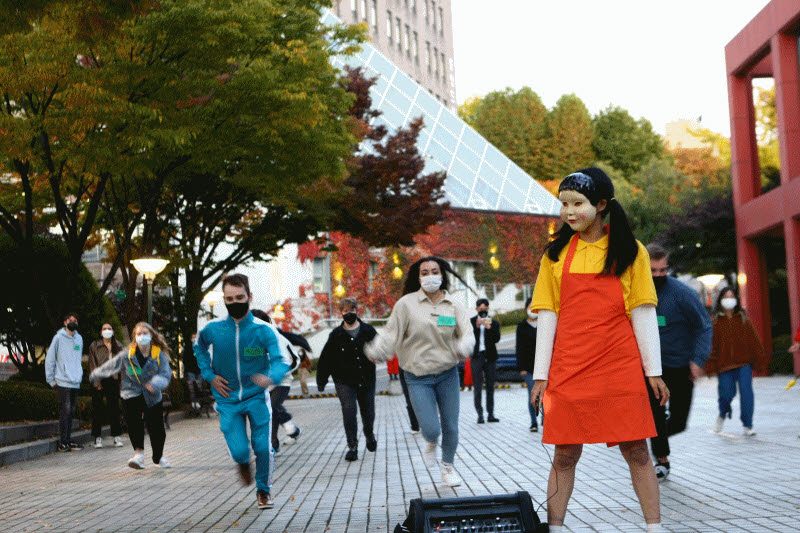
[102,330,114,339]
[420,274,442,293]
[721,297,738,311]
[136,334,152,346]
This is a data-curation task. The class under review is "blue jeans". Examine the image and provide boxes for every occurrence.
[523,373,538,427]
[404,366,460,464]
[218,392,273,492]
[718,365,754,428]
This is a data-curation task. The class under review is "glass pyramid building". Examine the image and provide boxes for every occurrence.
[322,10,560,217]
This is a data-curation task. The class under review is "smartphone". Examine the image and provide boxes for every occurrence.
[534,398,540,417]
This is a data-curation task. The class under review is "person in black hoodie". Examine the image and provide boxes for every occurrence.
[317,298,378,462]
[516,298,540,432]
[471,298,501,423]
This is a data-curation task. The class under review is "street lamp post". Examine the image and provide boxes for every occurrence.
[131,257,170,325]
[697,274,725,308]
[203,290,224,317]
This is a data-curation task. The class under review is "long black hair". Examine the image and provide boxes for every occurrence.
[402,256,473,296]
[544,167,638,277]
[713,285,743,316]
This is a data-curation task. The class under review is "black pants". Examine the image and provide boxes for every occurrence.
[270,385,292,451]
[91,378,121,438]
[399,369,419,431]
[58,386,79,445]
[648,365,694,459]
[123,396,165,464]
[334,381,376,449]
[472,352,496,416]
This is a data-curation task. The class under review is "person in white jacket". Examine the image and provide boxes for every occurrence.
[366,256,474,487]
[45,312,84,452]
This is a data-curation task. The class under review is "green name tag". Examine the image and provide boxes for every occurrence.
[657,315,667,327]
[243,347,265,358]
[74,344,80,350]
[437,315,456,327]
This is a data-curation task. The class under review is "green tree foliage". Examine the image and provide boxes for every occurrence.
[592,105,664,178]
[458,87,549,179]
[0,234,122,379]
[542,93,594,183]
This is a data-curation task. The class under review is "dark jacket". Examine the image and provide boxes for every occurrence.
[471,315,501,361]
[182,342,200,375]
[655,276,712,368]
[317,320,378,389]
[515,320,537,373]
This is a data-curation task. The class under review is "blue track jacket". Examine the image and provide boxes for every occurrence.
[195,313,289,404]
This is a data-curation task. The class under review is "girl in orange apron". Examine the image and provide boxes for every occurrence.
[530,168,669,533]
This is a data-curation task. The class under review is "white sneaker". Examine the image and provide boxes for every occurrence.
[128,453,146,469]
[714,416,724,433]
[440,462,461,487]
[94,437,103,448]
[423,441,438,467]
[113,436,124,447]
[158,457,172,468]
[743,427,756,437]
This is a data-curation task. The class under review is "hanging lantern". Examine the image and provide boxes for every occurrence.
[392,266,403,279]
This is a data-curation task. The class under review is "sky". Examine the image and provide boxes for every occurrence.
[451,0,772,137]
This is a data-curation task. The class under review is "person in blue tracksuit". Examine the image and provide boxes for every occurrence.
[195,273,289,511]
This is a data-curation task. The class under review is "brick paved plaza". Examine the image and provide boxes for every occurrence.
[1,375,799,532]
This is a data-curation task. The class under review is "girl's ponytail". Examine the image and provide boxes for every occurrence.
[604,198,638,277]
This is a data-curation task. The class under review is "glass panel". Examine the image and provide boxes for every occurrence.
[437,109,463,138]
[425,138,453,165]
[478,163,503,193]
[448,157,477,185]
[384,85,412,114]
[473,177,499,208]
[445,176,471,206]
[432,122,457,153]
[392,71,419,101]
[414,90,440,121]
[506,166,532,196]
[368,53,395,77]
[483,145,510,175]
[381,100,407,128]
[459,127,486,157]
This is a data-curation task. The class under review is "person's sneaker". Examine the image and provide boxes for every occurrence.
[487,415,500,423]
[57,442,71,452]
[440,462,461,487]
[113,436,124,447]
[366,435,377,452]
[128,453,146,469]
[410,429,420,435]
[238,462,252,485]
[743,427,756,437]
[423,441,437,467]
[654,461,670,481]
[68,441,83,450]
[345,447,358,462]
[94,437,103,448]
[256,489,274,510]
[530,424,538,432]
[158,457,172,468]
[714,416,724,433]
[477,415,485,424]
[288,427,301,440]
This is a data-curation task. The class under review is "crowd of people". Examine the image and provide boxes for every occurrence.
[43,166,794,530]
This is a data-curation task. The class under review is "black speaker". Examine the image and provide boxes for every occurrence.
[393,491,548,533]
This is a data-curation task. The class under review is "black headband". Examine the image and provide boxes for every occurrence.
[558,172,596,198]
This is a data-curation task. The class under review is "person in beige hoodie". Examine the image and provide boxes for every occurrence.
[367,256,474,487]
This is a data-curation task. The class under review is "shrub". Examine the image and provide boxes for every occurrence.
[0,381,60,422]
[768,334,794,375]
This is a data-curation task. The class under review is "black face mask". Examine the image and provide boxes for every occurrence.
[225,301,250,320]
[343,312,358,325]
[652,276,667,291]
[66,322,78,332]
[478,310,488,318]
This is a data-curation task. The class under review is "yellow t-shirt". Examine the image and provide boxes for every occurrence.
[531,235,657,317]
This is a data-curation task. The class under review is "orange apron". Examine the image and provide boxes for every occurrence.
[542,235,656,446]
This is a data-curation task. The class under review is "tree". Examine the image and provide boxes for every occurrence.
[542,93,594,184]
[458,87,550,179]
[333,67,448,247]
[592,105,664,178]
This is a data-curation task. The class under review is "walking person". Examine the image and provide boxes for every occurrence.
[88,323,125,448]
[516,298,540,432]
[471,298,501,423]
[195,274,289,510]
[645,243,712,480]
[366,257,474,487]
[318,298,378,462]
[182,332,203,412]
[705,286,766,436]
[529,168,669,532]
[45,312,85,452]
[89,322,173,469]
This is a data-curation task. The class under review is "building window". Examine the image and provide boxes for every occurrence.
[370,0,377,33]
[434,46,439,79]
[424,0,429,23]
[410,0,416,14]
[412,31,419,63]
[367,261,379,293]
[395,17,402,51]
[404,24,411,57]
[431,1,437,32]
[425,41,431,72]
[439,6,444,35]
[350,0,357,19]
[313,258,330,294]
[360,0,367,21]
[441,52,446,85]
[387,10,393,43]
